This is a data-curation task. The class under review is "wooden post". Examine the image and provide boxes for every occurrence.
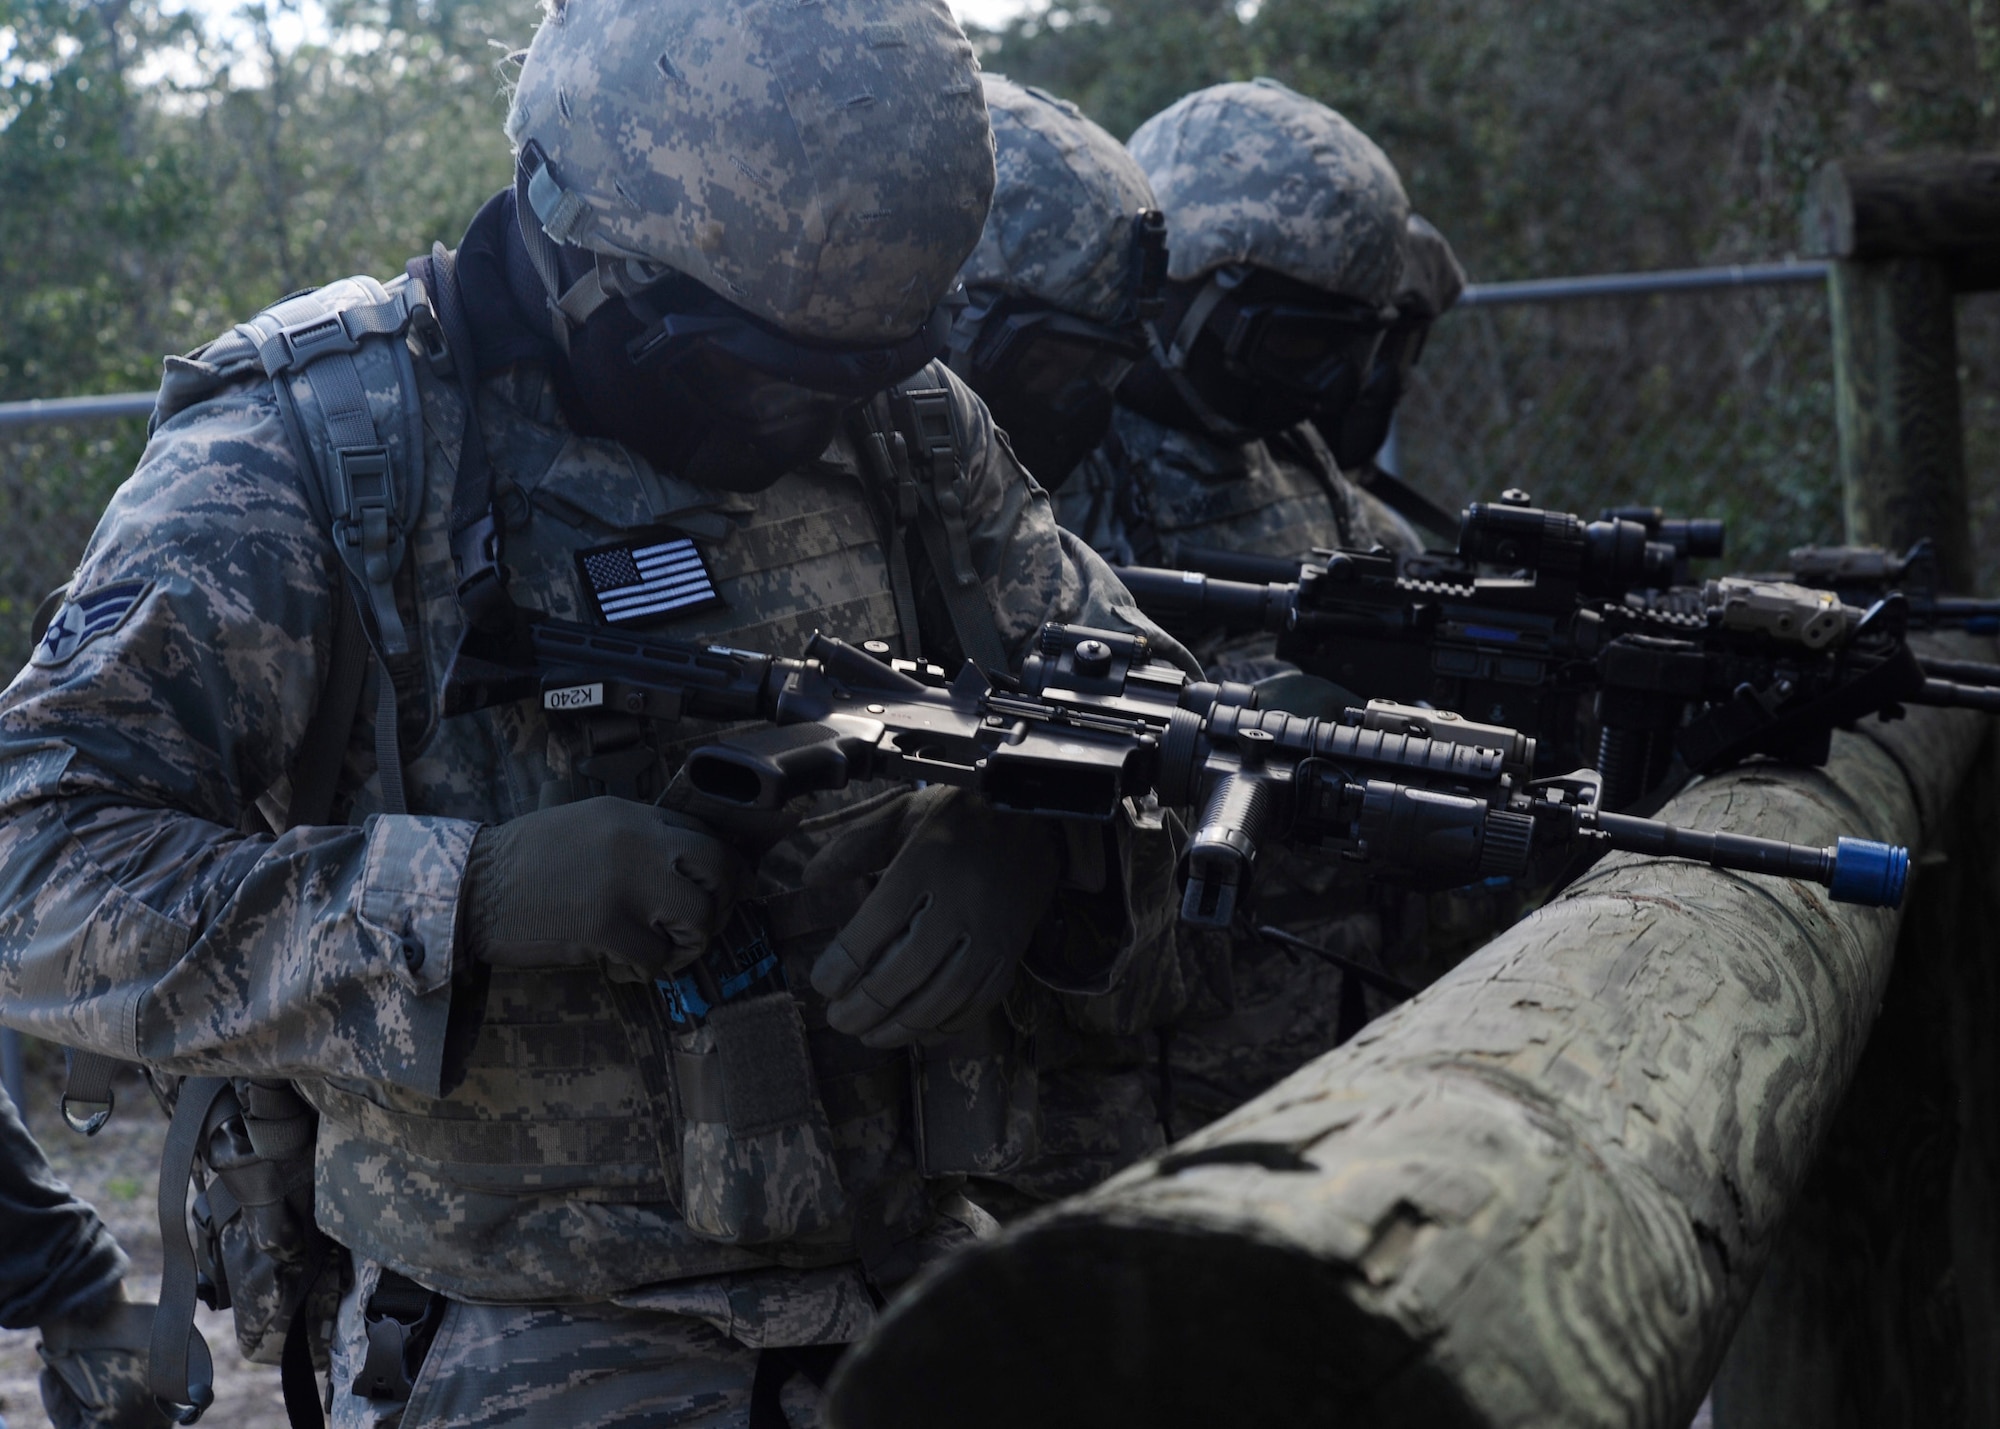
[825,644,1994,1429]
[1709,730,2000,1428]
[1825,259,1972,589]
[1806,154,2000,592]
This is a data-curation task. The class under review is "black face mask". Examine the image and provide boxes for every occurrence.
[982,379,1117,490]
[1121,269,1392,442]
[951,296,1145,489]
[555,292,855,492]
[523,207,951,492]
[1331,313,1435,470]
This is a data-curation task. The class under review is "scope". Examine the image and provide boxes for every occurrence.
[1459,490,1675,597]
[1600,505,1726,560]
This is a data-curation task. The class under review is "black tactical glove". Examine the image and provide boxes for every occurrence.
[460,797,747,982]
[38,1295,174,1429]
[806,787,1062,1047]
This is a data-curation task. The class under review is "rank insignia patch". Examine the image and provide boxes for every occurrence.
[576,535,723,626]
[32,580,151,667]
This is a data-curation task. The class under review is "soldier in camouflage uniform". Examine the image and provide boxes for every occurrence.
[946,76,1162,495]
[0,1085,171,1429]
[1046,81,1487,1135]
[1054,78,1426,634]
[0,2,1187,1424]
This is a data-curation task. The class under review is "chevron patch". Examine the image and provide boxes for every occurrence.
[575,534,724,627]
[32,580,151,667]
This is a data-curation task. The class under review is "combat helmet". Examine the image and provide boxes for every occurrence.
[1117,79,1410,441]
[961,76,1164,326]
[504,0,994,346]
[1127,78,1408,305]
[950,76,1167,485]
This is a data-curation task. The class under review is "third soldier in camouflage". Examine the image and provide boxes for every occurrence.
[1054,80,1491,1134]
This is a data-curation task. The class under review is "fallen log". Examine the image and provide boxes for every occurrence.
[828,652,1992,1429]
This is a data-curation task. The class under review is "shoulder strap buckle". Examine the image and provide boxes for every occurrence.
[331,447,410,658]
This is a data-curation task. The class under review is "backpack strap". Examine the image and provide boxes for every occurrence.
[413,243,510,636]
[847,408,924,658]
[242,280,431,663]
[235,276,438,819]
[871,384,1010,673]
[152,1076,231,1421]
[1276,423,1359,550]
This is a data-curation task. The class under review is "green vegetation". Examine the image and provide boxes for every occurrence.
[0,0,538,662]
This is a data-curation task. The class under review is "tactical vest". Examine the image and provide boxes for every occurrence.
[1056,406,1421,571]
[121,259,1041,1404]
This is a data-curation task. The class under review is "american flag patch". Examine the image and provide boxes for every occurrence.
[576,535,723,626]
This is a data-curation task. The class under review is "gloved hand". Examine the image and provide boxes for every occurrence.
[460,796,747,982]
[806,787,1062,1047]
[38,1295,173,1429]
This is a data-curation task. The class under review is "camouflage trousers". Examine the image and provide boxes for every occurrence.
[330,1263,837,1429]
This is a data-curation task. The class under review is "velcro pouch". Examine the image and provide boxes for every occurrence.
[669,991,849,1244]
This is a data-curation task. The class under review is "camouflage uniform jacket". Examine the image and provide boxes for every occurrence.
[0,268,1183,1333]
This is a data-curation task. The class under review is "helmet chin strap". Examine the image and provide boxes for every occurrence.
[1142,270,1255,442]
[514,143,673,357]
[513,155,576,355]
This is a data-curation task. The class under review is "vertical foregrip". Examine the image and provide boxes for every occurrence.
[1181,764,1286,927]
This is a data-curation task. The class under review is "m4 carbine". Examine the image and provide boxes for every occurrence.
[1115,560,2000,811]
[443,615,1911,921]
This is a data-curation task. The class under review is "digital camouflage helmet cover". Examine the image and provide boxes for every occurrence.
[505,0,995,344]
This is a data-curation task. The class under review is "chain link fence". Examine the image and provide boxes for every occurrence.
[1396,275,2000,592]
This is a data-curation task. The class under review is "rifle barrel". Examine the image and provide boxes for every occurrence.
[1919,655,2000,684]
[1923,598,2000,626]
[1916,678,2000,714]
[1591,811,1906,907]
[1173,546,1307,585]
[1111,566,1288,632]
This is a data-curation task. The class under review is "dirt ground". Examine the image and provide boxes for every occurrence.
[0,1056,287,1429]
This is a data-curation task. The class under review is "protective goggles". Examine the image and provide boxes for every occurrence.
[1213,293,1393,398]
[1156,266,1394,400]
[515,141,952,399]
[621,288,956,400]
[959,299,1147,410]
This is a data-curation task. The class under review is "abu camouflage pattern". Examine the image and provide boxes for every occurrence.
[504,0,992,343]
[1056,403,1422,590]
[960,75,1160,324]
[330,1258,837,1428]
[0,265,1183,1339]
[1127,78,1410,305]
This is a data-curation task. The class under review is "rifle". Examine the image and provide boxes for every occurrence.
[1770,538,2000,633]
[1113,557,2000,811]
[441,614,1911,922]
[1176,490,1720,595]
